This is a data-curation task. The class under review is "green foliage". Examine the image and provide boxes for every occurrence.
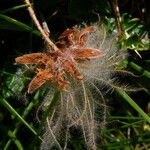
[120,14,149,51]
[0,0,150,149]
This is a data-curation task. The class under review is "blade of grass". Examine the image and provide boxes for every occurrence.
[6,131,24,150]
[4,91,40,150]
[108,116,144,120]
[126,112,150,150]
[0,14,40,36]
[0,4,30,14]
[129,61,150,78]
[0,96,41,139]
[116,89,150,123]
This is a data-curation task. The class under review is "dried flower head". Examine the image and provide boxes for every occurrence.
[15,26,104,93]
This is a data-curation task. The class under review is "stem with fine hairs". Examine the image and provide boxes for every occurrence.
[110,0,122,36]
[24,0,60,52]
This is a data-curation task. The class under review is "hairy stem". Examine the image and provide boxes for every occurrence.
[24,0,60,52]
[110,0,122,36]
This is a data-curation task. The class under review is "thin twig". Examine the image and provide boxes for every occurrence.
[110,0,122,36]
[24,0,59,52]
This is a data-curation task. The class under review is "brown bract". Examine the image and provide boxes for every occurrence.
[15,26,104,93]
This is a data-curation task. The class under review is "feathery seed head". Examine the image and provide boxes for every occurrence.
[40,23,127,150]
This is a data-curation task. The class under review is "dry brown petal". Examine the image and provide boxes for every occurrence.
[15,53,50,64]
[28,69,53,93]
[78,26,94,46]
[72,48,104,59]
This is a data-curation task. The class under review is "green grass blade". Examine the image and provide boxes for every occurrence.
[4,96,36,149]
[5,131,24,150]
[0,96,40,138]
[0,4,30,14]
[108,116,144,120]
[3,91,42,150]
[0,14,40,36]
[129,61,150,78]
[116,89,150,123]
